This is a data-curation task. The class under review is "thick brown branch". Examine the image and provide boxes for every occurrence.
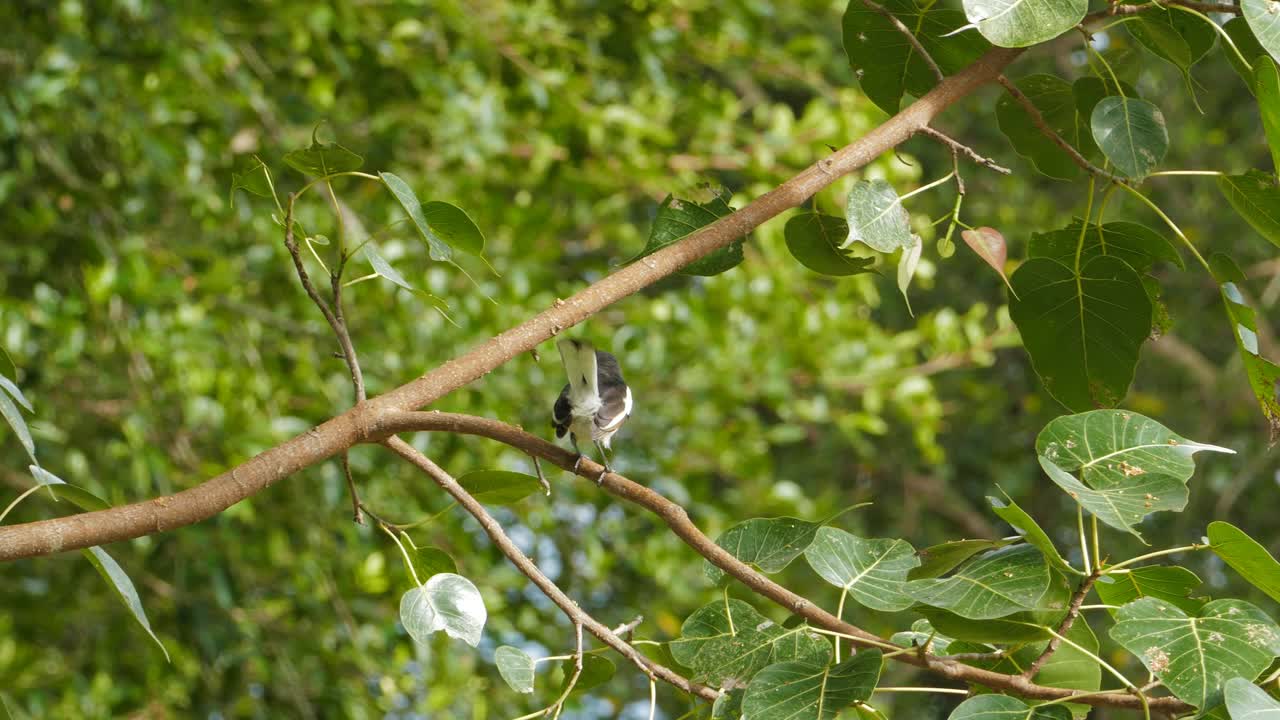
[381,436,716,702]
[374,411,1192,714]
[1022,570,1100,679]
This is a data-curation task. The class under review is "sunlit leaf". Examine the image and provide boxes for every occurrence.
[0,374,32,412]
[494,645,536,693]
[669,599,831,686]
[804,527,919,612]
[897,234,923,316]
[1095,566,1206,616]
[946,694,1072,720]
[1225,677,1280,718]
[740,650,883,720]
[29,465,110,511]
[844,179,912,253]
[1027,219,1183,273]
[961,227,1013,291]
[906,544,1051,620]
[705,516,822,585]
[1091,97,1169,179]
[996,74,1089,180]
[1209,521,1280,604]
[962,0,1085,47]
[1257,57,1280,175]
[1243,0,1280,64]
[631,190,743,276]
[784,213,875,276]
[421,201,485,257]
[83,546,169,661]
[987,494,1073,574]
[0,387,35,464]
[457,470,543,505]
[1218,171,1280,249]
[413,546,458,578]
[1038,455,1187,540]
[282,131,364,177]
[380,172,453,262]
[1212,253,1280,443]
[1110,598,1280,708]
[229,154,274,204]
[1009,256,1152,411]
[400,573,487,648]
[910,538,1017,580]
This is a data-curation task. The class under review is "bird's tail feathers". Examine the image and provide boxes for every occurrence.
[557,339,600,412]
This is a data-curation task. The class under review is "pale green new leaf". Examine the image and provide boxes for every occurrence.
[494,646,535,693]
[1243,0,1280,64]
[740,650,883,720]
[906,544,1050,620]
[0,374,32,412]
[83,546,170,662]
[400,573,487,648]
[962,0,1085,47]
[380,171,453,262]
[804,527,919,612]
[1038,456,1187,540]
[844,179,911,253]
[1110,598,1280,708]
[705,516,822,585]
[1225,677,1280,718]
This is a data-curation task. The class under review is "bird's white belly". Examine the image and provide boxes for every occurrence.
[569,414,617,446]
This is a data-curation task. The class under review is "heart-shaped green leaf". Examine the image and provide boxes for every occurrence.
[1027,219,1183,272]
[1225,677,1280,718]
[962,0,1086,47]
[380,172,453,262]
[1009,256,1152,412]
[1243,0,1280,64]
[559,655,614,694]
[1218,171,1280,249]
[1128,7,1216,80]
[669,599,831,686]
[784,213,876,276]
[1038,455,1187,540]
[705,516,822,585]
[400,573,487,648]
[996,74,1091,180]
[631,191,743,276]
[1209,521,1280,604]
[457,470,544,505]
[906,544,1051,619]
[1091,97,1169,179]
[845,179,912,253]
[421,201,485,257]
[910,538,1018,580]
[988,494,1073,573]
[1095,566,1206,615]
[1110,598,1280,708]
[283,134,363,177]
[229,154,275,204]
[741,651,883,720]
[946,695,1072,720]
[804,527,919,612]
[494,645,535,693]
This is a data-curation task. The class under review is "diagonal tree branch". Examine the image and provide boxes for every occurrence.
[1022,569,1100,679]
[381,435,717,702]
[994,76,1125,183]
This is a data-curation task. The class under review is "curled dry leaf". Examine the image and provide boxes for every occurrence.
[961,226,1015,296]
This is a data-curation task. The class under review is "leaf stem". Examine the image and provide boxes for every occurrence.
[872,687,970,695]
[1078,506,1092,575]
[899,172,956,202]
[1091,516,1101,569]
[294,170,381,203]
[1102,543,1206,573]
[1115,183,1212,273]
[1037,624,1137,692]
[0,485,43,525]
[379,522,422,587]
[836,586,850,662]
[1169,3,1252,73]
[1147,170,1223,177]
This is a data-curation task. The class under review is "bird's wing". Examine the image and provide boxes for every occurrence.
[552,383,572,438]
[594,350,631,431]
[557,339,600,413]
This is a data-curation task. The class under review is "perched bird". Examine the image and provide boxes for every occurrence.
[552,338,632,482]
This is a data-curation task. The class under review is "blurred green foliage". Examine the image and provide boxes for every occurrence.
[1,0,1277,718]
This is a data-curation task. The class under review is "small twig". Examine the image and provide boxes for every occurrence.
[917,127,1012,175]
[611,616,644,638]
[548,620,586,719]
[862,0,944,83]
[532,456,551,496]
[995,77,1126,183]
[341,453,364,525]
[1022,570,1101,679]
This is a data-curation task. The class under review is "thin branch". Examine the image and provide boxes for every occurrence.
[1022,570,1100,679]
[341,453,364,525]
[862,0,943,83]
[381,435,715,702]
[548,620,585,719]
[994,77,1125,183]
[916,127,1012,175]
[373,410,1193,715]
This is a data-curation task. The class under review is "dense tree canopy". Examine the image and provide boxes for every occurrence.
[2,1,1280,718]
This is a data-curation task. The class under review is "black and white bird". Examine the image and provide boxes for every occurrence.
[552,338,632,482]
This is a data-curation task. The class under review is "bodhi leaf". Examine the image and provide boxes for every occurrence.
[229,155,275,205]
[494,646,535,694]
[705,516,822,585]
[946,695,1072,720]
[1008,256,1152,412]
[962,0,1085,47]
[987,494,1073,573]
[920,569,1071,643]
[1227,18,1272,90]
[1038,455,1187,540]
[560,655,615,694]
[906,544,1051,620]
[631,191,743,276]
[712,689,745,719]
[961,227,1014,292]
[1212,254,1280,443]
[1035,410,1234,490]
[83,547,170,662]
[784,213,875,276]
[0,386,35,464]
[1225,677,1280,718]
[842,0,990,114]
[740,650,883,720]
[1243,0,1280,63]
[1128,7,1216,84]
[1095,566,1207,616]
[897,234,923,316]
[413,546,458,578]
[971,619,1101,701]
[844,179,912,253]
[1209,521,1280,604]
[400,573,487,648]
[890,619,957,655]
[1218,171,1280,249]
[803,527,920,612]
[421,201,485,257]
[1257,57,1280,174]
[910,538,1017,580]
[381,172,453,262]
[669,599,831,686]
[457,470,543,505]
[1091,97,1169,179]
[282,130,364,177]
[996,74,1091,180]
[1110,598,1280,708]
[1027,219,1183,273]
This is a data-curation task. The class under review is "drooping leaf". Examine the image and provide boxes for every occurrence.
[229,154,274,203]
[29,465,110,511]
[1209,521,1280,604]
[83,546,170,662]
[413,546,458,578]
[0,373,32,412]
[842,0,990,114]
[0,388,35,464]
[946,694,1073,720]
[1257,57,1280,175]
[906,544,1051,620]
[494,645,536,694]
[1008,256,1152,411]
[910,538,1017,580]
[1027,219,1183,272]
[890,619,957,655]
[457,470,543,505]
[362,244,450,312]
[1225,677,1280,718]
[1243,0,1280,64]
[1212,254,1280,443]
[996,74,1090,180]
[740,650,883,720]
[987,494,1073,574]
[784,213,875,276]
[400,573,487,648]
[1128,7,1216,81]
[1110,598,1280,708]
[282,132,364,177]
[421,201,485,257]
[1035,410,1234,490]
[559,655,615,694]
[844,179,912,253]
[961,227,1013,291]
[920,569,1072,645]
[1091,97,1169,179]
[804,527,919,612]
[1218,171,1280,249]
[1226,17,1271,91]
[962,0,1085,47]
[705,516,822,585]
[1094,566,1207,615]
[631,191,743,276]
[897,234,923,316]
[1038,455,1187,540]
[669,599,831,686]
[380,172,453,262]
